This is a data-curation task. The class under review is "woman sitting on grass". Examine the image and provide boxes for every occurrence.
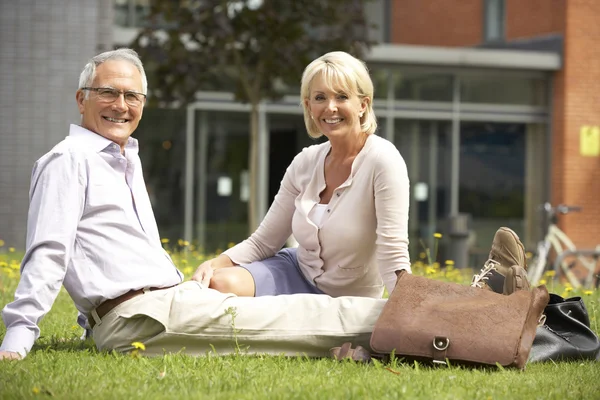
[192,51,410,298]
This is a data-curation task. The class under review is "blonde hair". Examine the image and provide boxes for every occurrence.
[300,51,377,139]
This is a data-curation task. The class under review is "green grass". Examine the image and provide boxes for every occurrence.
[1,249,599,400]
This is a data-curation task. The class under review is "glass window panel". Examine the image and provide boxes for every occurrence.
[459,122,525,251]
[369,66,390,99]
[135,108,187,241]
[484,0,505,42]
[114,0,129,27]
[460,74,547,105]
[394,120,452,260]
[393,70,453,102]
[202,111,250,252]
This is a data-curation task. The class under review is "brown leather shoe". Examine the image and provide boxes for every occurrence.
[475,227,530,295]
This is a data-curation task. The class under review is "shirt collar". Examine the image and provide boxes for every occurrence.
[67,124,139,154]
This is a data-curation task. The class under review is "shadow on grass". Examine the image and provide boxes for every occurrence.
[31,336,97,354]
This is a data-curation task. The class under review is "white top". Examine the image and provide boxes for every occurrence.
[308,204,329,228]
[0,125,183,357]
[224,133,411,298]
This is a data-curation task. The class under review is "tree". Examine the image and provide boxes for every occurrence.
[133,0,374,232]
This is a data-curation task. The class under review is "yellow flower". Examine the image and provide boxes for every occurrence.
[445,260,454,266]
[183,240,190,246]
[8,247,15,253]
[183,267,193,275]
[32,387,40,395]
[565,287,573,292]
[544,270,556,278]
[539,279,547,285]
[419,252,426,260]
[0,239,4,247]
[131,342,146,351]
[181,259,188,264]
[433,233,442,239]
[178,239,184,246]
[584,290,593,296]
[161,238,170,244]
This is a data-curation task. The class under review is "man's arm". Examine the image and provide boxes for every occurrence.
[0,151,85,359]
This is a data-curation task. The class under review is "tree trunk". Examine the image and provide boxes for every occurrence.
[248,101,260,234]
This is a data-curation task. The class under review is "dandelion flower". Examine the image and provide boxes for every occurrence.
[131,342,146,351]
[539,279,547,285]
[161,238,170,244]
[0,239,4,247]
[565,287,573,292]
[445,260,454,266]
[433,233,442,239]
[8,247,15,253]
[183,240,190,246]
[544,270,556,277]
[32,387,40,395]
[584,290,593,296]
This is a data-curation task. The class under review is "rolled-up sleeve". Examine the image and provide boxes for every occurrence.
[0,151,85,357]
[373,146,411,294]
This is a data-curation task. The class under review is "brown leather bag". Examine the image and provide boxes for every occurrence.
[370,270,549,369]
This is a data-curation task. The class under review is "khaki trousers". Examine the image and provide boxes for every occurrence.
[92,281,386,357]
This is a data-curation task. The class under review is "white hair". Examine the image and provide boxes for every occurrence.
[78,48,148,95]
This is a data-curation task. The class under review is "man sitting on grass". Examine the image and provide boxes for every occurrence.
[0,48,524,360]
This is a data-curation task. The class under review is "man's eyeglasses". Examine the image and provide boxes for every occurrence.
[81,87,146,107]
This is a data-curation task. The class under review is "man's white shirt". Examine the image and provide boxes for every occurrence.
[0,125,182,357]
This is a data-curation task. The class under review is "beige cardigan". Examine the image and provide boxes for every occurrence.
[223,134,411,298]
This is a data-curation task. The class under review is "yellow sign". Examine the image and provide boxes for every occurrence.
[580,126,600,157]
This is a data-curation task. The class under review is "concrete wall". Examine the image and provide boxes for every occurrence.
[0,0,113,250]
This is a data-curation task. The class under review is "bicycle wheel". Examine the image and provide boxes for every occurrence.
[554,249,600,289]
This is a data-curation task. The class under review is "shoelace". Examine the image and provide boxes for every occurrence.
[471,259,500,288]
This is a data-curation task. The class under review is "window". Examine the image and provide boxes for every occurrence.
[483,0,505,42]
[114,0,150,28]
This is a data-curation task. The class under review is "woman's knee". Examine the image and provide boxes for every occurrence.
[210,268,255,296]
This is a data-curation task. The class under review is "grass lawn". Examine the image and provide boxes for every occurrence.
[1,248,599,400]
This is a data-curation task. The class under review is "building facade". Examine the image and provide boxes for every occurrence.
[1,0,598,267]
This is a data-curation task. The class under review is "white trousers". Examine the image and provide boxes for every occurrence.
[92,281,386,357]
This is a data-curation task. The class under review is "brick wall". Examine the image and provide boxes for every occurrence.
[552,0,600,248]
[506,0,565,40]
[391,0,483,46]
[0,0,113,250]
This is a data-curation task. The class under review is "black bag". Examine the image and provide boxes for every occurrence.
[529,294,600,362]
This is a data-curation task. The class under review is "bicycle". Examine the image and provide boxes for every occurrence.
[527,203,600,289]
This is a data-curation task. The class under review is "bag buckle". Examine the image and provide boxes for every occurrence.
[538,314,547,326]
[433,337,450,351]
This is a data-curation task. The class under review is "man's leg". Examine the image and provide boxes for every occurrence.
[93,281,386,357]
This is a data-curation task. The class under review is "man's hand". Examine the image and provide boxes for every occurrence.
[0,351,22,360]
[191,259,216,287]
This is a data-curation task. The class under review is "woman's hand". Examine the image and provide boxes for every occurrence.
[191,254,236,287]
